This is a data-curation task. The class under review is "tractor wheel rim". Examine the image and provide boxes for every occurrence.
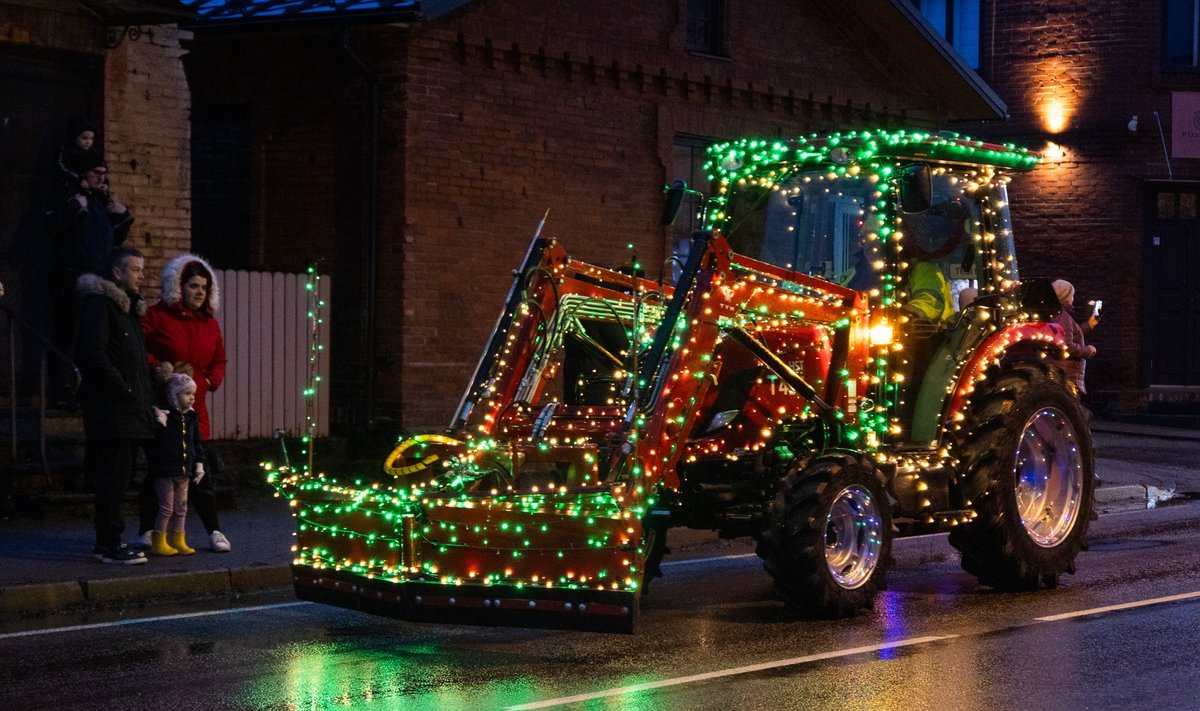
[1014,407,1085,547]
[824,484,884,589]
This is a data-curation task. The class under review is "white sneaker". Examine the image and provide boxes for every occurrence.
[137,531,153,550]
[210,530,232,553]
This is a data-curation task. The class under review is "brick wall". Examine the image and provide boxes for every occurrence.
[0,4,191,338]
[102,25,192,301]
[969,0,1200,404]
[386,0,944,428]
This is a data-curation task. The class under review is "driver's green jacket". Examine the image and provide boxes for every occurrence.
[907,262,954,323]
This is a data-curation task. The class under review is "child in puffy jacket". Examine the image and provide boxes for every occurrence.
[1051,279,1098,395]
[149,374,205,556]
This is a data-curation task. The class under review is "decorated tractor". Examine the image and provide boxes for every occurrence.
[271,129,1094,632]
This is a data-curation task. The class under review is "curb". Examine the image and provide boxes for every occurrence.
[1094,484,1176,508]
[891,530,953,568]
[0,564,292,617]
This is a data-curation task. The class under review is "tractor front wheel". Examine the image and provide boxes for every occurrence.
[757,455,891,617]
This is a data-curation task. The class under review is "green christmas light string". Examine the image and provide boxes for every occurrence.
[265,262,642,591]
[304,264,325,474]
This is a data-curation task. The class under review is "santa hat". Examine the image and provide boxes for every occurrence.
[166,373,196,412]
[1052,279,1075,306]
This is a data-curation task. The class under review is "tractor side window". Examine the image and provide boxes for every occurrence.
[899,174,984,320]
[726,173,876,283]
[985,181,1019,287]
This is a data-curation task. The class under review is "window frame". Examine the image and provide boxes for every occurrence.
[686,0,728,57]
[914,0,981,70]
[1164,0,1200,70]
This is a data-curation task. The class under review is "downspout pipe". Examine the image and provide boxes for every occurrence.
[340,27,382,428]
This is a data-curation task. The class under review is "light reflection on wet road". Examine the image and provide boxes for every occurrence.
[2,501,1199,711]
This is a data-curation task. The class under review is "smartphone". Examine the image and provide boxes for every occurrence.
[1091,299,1103,319]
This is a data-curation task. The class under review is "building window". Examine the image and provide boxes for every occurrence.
[669,136,714,273]
[914,0,981,69]
[1166,0,1200,67]
[687,0,727,55]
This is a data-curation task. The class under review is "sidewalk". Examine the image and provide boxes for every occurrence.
[0,494,296,617]
[1091,419,1200,506]
[2,419,1198,620]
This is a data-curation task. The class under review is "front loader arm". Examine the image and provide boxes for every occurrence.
[633,232,868,490]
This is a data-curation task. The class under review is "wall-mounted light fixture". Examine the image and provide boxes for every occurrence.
[1043,141,1067,161]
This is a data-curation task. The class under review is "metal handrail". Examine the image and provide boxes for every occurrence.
[2,303,81,484]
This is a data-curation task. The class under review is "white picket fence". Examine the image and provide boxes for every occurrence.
[208,269,330,440]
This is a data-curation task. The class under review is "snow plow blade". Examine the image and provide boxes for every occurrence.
[271,468,646,634]
[292,565,638,633]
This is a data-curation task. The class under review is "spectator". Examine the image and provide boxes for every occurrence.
[48,152,133,278]
[138,254,232,553]
[55,115,99,194]
[76,246,154,565]
[45,152,133,404]
[1051,279,1098,395]
[148,374,204,557]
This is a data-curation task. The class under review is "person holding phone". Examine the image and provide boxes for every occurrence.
[1051,279,1099,395]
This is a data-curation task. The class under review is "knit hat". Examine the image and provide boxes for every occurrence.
[1052,279,1075,306]
[166,373,197,412]
[65,114,97,143]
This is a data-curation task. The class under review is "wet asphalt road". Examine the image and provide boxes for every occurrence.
[2,501,1199,711]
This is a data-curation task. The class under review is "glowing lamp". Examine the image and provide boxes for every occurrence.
[869,322,894,346]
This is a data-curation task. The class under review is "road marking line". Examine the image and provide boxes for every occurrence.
[660,531,950,569]
[504,635,957,710]
[660,553,754,568]
[1035,590,1200,622]
[0,601,310,640]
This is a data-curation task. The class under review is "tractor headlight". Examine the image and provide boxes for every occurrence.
[869,321,894,346]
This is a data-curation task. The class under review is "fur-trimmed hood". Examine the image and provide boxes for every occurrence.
[159,253,220,313]
[77,273,147,315]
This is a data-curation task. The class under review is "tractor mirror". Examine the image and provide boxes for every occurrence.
[899,164,932,213]
[661,180,688,226]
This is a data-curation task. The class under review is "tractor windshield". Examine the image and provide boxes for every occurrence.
[723,172,878,285]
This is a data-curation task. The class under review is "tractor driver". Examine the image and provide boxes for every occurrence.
[894,199,963,424]
[902,260,953,328]
[899,197,966,330]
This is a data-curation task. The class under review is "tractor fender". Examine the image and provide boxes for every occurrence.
[942,322,1067,428]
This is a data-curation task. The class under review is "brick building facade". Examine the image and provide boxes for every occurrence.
[186,0,1000,431]
[1,1,192,307]
[943,1,1200,412]
[102,24,194,278]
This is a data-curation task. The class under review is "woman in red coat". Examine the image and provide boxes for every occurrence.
[137,254,232,552]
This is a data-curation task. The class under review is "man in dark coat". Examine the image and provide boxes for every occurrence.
[46,151,134,404]
[49,151,133,277]
[76,246,154,564]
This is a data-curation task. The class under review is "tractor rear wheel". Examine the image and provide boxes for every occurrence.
[757,454,891,617]
[949,362,1096,590]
